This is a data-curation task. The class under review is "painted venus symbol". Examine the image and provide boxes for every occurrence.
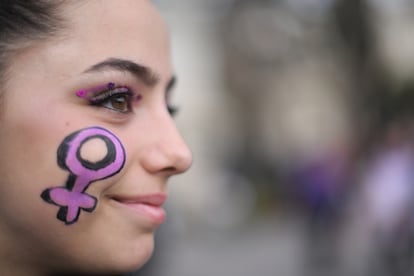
[41,127,126,224]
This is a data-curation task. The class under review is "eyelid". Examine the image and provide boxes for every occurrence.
[77,82,130,99]
[77,82,140,114]
[88,86,132,104]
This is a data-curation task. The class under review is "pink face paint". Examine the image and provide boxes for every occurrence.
[76,82,142,102]
[41,126,126,225]
[76,82,116,99]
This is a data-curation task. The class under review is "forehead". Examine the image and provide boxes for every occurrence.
[66,0,171,69]
[66,0,168,44]
[8,0,172,85]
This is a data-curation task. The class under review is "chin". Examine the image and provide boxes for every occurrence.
[97,240,154,275]
[101,236,155,275]
[115,240,155,274]
[63,233,156,276]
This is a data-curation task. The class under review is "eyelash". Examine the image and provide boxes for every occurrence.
[88,85,135,114]
[165,92,179,117]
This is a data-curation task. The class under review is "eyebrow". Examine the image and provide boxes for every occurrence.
[82,57,176,90]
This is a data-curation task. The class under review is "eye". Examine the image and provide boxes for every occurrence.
[89,86,135,114]
[167,104,179,117]
[101,93,131,113]
[165,89,179,117]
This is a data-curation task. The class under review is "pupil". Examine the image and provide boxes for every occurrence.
[112,96,126,110]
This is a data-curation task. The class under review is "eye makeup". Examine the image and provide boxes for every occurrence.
[76,82,141,101]
[88,86,131,104]
[76,82,142,113]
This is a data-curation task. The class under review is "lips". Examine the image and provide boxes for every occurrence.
[110,194,167,225]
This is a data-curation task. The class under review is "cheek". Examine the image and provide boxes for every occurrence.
[79,138,108,163]
[0,130,64,245]
[0,94,71,218]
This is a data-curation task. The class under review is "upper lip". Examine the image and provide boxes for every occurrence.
[110,193,167,207]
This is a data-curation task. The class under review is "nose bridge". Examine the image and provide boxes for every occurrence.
[140,114,192,175]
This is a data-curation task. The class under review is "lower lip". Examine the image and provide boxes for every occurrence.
[112,200,166,225]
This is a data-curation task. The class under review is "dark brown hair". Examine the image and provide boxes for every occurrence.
[0,0,65,80]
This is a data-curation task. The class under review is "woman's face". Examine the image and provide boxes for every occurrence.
[0,0,192,274]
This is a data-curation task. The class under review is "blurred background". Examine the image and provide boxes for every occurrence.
[134,0,414,275]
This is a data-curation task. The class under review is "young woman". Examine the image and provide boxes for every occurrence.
[0,0,192,275]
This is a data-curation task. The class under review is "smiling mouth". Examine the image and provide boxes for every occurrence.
[110,194,167,225]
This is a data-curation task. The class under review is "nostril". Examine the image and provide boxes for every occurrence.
[161,166,176,173]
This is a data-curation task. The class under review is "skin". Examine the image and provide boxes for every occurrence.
[0,0,192,275]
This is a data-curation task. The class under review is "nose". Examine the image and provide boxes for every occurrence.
[139,117,192,176]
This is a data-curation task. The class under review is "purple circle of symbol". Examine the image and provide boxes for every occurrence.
[65,127,125,183]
